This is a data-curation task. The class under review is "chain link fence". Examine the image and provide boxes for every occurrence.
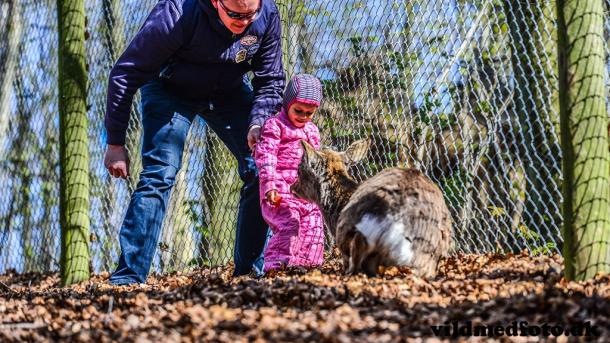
[1,0,608,274]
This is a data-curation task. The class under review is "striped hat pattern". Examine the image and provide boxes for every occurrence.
[282,74,323,111]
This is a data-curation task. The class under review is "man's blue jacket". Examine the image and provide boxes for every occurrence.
[105,0,285,145]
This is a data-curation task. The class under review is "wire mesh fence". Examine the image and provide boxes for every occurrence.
[0,0,607,274]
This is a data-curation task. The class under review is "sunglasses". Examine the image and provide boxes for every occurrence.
[217,0,260,20]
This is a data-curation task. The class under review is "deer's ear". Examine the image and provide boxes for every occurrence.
[343,139,370,166]
[300,140,318,163]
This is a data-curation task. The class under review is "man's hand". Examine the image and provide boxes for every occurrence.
[247,125,261,150]
[104,144,130,179]
[266,190,282,206]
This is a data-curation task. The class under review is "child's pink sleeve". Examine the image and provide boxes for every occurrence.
[308,124,321,150]
[255,118,282,195]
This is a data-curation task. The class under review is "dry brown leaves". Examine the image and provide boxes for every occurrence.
[1,251,609,342]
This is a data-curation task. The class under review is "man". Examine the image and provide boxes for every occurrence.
[104,0,284,285]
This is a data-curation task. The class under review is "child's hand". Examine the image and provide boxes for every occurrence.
[266,190,282,206]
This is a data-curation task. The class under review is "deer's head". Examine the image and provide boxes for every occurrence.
[291,139,370,230]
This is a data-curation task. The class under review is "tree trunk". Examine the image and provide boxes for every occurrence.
[504,0,561,250]
[276,0,294,76]
[8,53,36,272]
[0,0,22,156]
[557,0,610,280]
[58,0,90,285]
[201,132,240,265]
[39,128,58,271]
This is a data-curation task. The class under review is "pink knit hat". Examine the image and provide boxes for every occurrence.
[282,74,323,111]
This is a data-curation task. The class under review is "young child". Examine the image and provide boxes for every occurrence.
[255,74,324,272]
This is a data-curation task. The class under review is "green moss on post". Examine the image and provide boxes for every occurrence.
[557,0,610,280]
[58,0,90,285]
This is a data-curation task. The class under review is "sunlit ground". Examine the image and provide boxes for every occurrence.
[1,251,608,342]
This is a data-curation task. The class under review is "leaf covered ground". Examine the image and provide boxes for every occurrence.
[1,251,609,342]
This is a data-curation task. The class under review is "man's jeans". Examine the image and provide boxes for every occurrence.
[109,80,268,285]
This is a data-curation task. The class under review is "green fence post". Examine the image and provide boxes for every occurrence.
[58,0,91,285]
[557,0,610,280]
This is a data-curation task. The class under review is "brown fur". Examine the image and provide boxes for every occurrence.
[291,141,362,235]
[291,140,453,278]
[337,168,452,277]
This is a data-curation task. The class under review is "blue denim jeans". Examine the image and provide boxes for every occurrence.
[109,80,268,285]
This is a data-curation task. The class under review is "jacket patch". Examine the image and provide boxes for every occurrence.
[235,49,248,63]
[240,35,258,46]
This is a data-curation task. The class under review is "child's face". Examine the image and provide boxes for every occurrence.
[287,102,318,128]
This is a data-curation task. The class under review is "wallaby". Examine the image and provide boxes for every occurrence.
[291,139,452,277]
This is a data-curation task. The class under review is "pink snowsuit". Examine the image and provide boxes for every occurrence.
[255,109,324,271]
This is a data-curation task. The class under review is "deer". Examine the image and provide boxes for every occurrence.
[290,139,453,278]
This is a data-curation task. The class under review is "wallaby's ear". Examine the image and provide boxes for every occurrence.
[343,139,370,166]
[300,140,318,164]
